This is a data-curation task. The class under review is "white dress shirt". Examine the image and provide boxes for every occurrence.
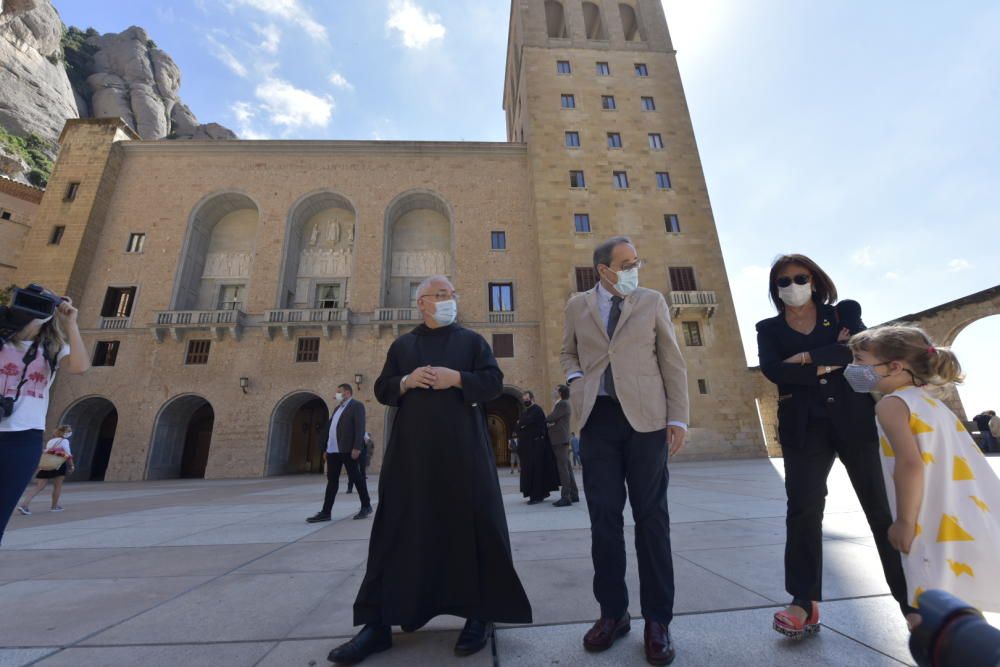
[326,398,352,454]
[568,282,687,431]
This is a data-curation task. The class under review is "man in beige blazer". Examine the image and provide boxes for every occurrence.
[561,236,689,666]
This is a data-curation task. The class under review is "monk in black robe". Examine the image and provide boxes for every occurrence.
[516,391,561,504]
[327,276,532,665]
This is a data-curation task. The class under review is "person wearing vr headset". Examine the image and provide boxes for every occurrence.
[755,255,912,638]
[0,285,89,545]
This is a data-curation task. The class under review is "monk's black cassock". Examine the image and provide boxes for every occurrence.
[353,323,532,628]
[516,402,561,500]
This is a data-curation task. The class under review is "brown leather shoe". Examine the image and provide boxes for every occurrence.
[583,612,630,652]
[644,620,675,665]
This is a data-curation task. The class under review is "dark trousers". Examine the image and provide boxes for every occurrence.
[581,398,674,624]
[552,442,579,500]
[0,429,43,544]
[783,418,911,613]
[322,452,370,514]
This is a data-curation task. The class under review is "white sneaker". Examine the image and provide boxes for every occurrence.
[50,506,64,512]
[16,506,31,516]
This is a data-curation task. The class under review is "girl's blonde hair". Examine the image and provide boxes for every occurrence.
[849,325,964,387]
[53,425,72,438]
[11,317,68,365]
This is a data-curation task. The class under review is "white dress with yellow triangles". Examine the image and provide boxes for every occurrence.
[877,385,1000,612]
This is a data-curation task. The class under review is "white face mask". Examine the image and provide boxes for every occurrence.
[613,268,639,296]
[778,282,812,307]
[335,392,344,402]
[432,299,458,326]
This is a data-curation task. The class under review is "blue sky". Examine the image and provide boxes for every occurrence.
[54,0,999,413]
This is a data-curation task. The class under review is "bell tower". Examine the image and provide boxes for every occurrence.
[504,0,766,457]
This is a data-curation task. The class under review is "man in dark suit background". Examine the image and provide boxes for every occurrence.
[307,383,372,522]
[547,384,578,507]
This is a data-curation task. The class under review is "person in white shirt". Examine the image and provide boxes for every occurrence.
[18,425,75,514]
[1,294,89,544]
[306,383,371,522]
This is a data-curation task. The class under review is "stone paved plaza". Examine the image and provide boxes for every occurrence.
[3,458,998,666]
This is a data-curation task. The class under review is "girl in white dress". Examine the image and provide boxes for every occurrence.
[847,325,1000,627]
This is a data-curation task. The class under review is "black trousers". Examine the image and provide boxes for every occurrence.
[322,452,370,514]
[581,397,674,624]
[783,417,911,613]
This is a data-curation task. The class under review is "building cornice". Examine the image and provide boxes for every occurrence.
[0,175,44,203]
[120,140,529,157]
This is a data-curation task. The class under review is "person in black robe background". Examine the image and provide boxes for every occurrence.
[516,391,561,504]
[327,276,531,665]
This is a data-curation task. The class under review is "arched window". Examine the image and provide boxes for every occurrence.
[582,2,608,40]
[382,190,453,308]
[279,191,356,309]
[619,3,643,42]
[545,0,568,38]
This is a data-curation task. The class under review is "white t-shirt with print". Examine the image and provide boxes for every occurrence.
[45,437,72,457]
[0,341,71,432]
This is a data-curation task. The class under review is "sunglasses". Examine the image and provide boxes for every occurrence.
[776,274,810,288]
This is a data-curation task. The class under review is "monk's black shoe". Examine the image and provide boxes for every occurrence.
[526,498,543,505]
[327,624,391,664]
[454,619,494,656]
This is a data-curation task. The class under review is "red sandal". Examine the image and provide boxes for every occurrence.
[773,602,820,639]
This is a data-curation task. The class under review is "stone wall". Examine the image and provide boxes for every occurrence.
[0,176,42,285]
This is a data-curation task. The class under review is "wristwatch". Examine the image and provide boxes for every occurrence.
[825,366,833,375]
[400,375,409,391]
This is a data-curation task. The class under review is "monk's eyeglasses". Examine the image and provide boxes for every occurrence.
[419,291,460,303]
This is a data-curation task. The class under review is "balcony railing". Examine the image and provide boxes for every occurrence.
[488,311,516,324]
[151,309,246,342]
[99,316,130,330]
[264,308,349,339]
[668,290,718,318]
[374,307,421,336]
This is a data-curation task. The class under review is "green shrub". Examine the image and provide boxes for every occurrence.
[0,126,54,187]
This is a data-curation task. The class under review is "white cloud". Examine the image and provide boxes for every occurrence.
[230,101,269,139]
[207,35,248,77]
[947,258,972,272]
[386,0,446,49]
[884,271,902,281]
[329,71,354,91]
[255,78,334,128]
[851,246,876,267]
[229,0,326,41]
[252,23,281,53]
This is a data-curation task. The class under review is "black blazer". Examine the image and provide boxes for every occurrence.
[756,302,877,448]
[322,399,366,455]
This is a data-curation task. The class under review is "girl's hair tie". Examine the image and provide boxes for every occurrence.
[927,346,936,355]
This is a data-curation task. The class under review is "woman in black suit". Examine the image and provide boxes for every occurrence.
[756,254,910,638]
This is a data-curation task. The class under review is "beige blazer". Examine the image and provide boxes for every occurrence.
[560,286,689,433]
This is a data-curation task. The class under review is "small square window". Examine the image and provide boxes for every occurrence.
[648,133,664,149]
[635,63,649,76]
[607,132,622,148]
[565,131,581,148]
[574,213,591,233]
[575,267,598,292]
[596,61,611,76]
[493,333,514,359]
[570,170,586,188]
[126,232,145,253]
[613,171,629,189]
[185,340,211,365]
[698,378,710,395]
[665,213,681,232]
[315,283,342,309]
[296,337,320,363]
[642,96,656,111]
[101,286,136,318]
[557,60,572,74]
[489,283,514,312]
[0,211,11,220]
[48,225,65,245]
[657,172,673,190]
[682,322,703,347]
[92,341,120,367]
[561,94,576,109]
[601,95,616,110]
[491,231,507,250]
[64,182,80,201]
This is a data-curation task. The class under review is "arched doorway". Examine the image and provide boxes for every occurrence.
[267,392,330,475]
[148,395,215,480]
[60,396,118,481]
[952,315,1000,425]
[485,388,524,467]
